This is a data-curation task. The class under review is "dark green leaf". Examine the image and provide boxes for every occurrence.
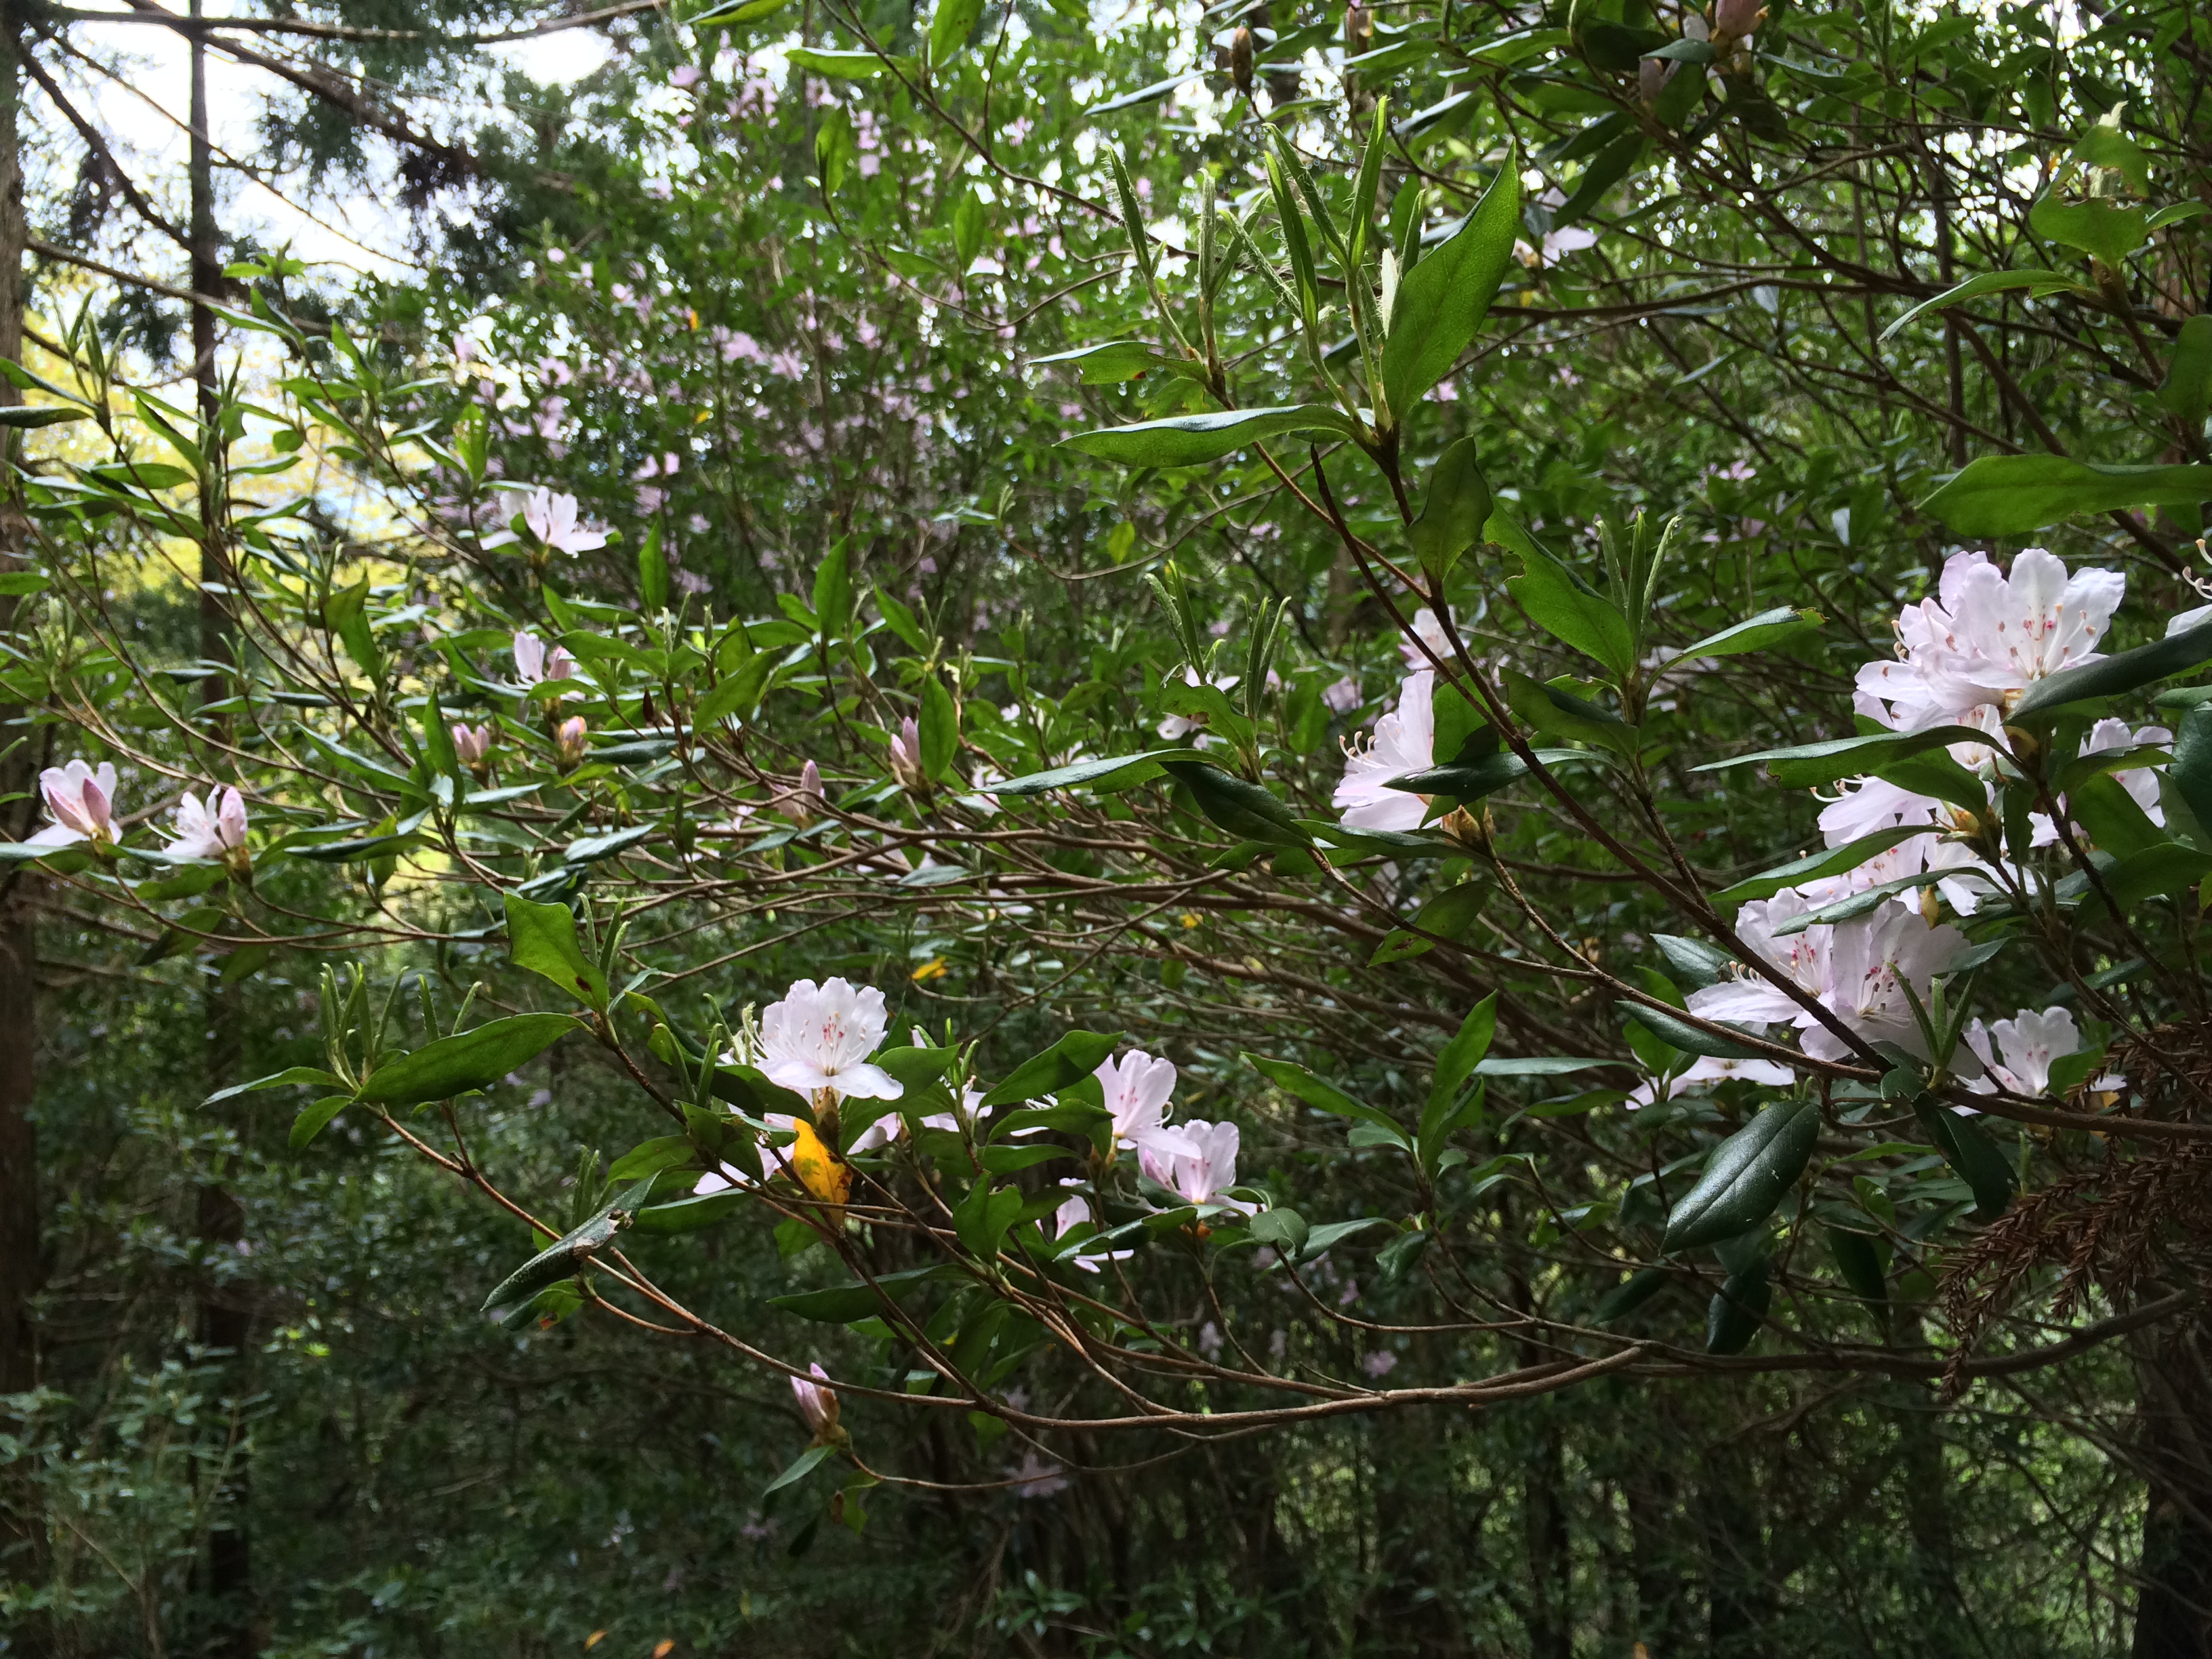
[991,750,1184,796]
[1712,826,1932,905]
[1506,550,1633,677]
[1380,165,1519,416]
[2012,621,2212,720]
[356,1013,582,1107]
[1245,1052,1410,1148]
[1913,1098,2014,1219]
[1620,1002,1768,1061]
[1672,607,1824,663]
[1063,405,1352,467]
[979,1029,1120,1107]
[1919,455,2212,537]
[1387,746,1590,802]
[1663,1097,1820,1252]
[1162,759,1309,848]
[206,1065,343,1106]
[1695,725,2000,788]
[288,1095,352,1151]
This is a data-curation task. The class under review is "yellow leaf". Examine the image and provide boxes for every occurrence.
[584,1635,606,1652]
[789,1119,853,1209]
[653,1643,676,1658]
[910,955,947,981]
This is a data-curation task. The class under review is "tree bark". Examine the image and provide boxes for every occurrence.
[188,14,253,1654]
[0,12,46,1652]
[2131,1309,2212,1659]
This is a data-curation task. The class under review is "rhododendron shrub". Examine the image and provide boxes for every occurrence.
[7,7,2212,1640]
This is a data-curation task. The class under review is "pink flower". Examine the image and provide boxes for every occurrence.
[1094,1050,1176,1146]
[1856,549,2125,731]
[1050,1183,1134,1273]
[1687,890,1970,1063]
[164,786,248,863]
[32,759,119,848]
[1136,1118,1255,1212]
[670,64,703,89]
[554,716,590,766]
[1322,675,1362,714]
[512,630,577,689]
[792,1363,840,1439]
[504,486,607,556]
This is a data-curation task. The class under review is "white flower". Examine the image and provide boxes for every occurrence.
[1136,1118,1256,1212]
[1626,1053,1795,1109]
[1006,1450,1069,1497]
[1687,890,1970,1063]
[506,485,608,555]
[1332,670,1434,832]
[759,977,904,1102]
[1855,549,2125,731]
[165,787,248,863]
[1813,776,2000,917]
[920,1086,988,1136]
[1962,1006,2089,1097]
[1399,607,1452,670]
[1095,1049,1176,1145]
[30,758,120,848]
[1050,1182,1134,1273]
[512,630,577,689]
[1158,665,1241,741]
[790,1362,838,1437]
[2168,603,2212,638]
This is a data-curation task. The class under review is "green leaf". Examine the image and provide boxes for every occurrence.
[638,520,669,612]
[814,103,855,194]
[2090,842,2212,910]
[288,1095,352,1152]
[1919,455,2212,537]
[0,571,49,595]
[785,47,889,76]
[608,1136,698,1181]
[2169,704,2212,840]
[1662,1097,1820,1252]
[920,676,958,782]
[2012,620,2212,721]
[504,894,611,1011]
[629,1190,747,1234]
[1877,269,2087,343]
[1671,607,1824,663]
[979,1030,1121,1108]
[1247,1206,1309,1257]
[1695,725,1999,788]
[1429,992,1497,1115]
[928,0,986,65]
[2157,314,2212,430]
[1162,760,1309,848]
[0,405,87,430]
[1506,549,1633,678]
[1505,670,1638,754]
[952,189,989,270]
[1705,1256,1771,1355]
[355,1013,583,1107]
[1826,1227,1887,1303]
[1089,72,1203,114]
[1063,405,1352,468]
[567,824,656,864]
[1387,746,1590,803]
[1380,165,1519,417]
[1593,1266,1669,1326]
[764,1443,838,1496]
[1654,934,1735,989]
[696,650,775,729]
[480,1181,652,1313]
[1621,1002,1767,1061]
[813,540,853,641]
[770,1266,942,1323]
[1712,826,1932,905]
[1245,1052,1410,1149]
[952,1178,1025,1258]
[422,688,461,781]
[205,1065,343,1106]
[991,750,1185,796]
[1913,1099,2015,1219]
[1408,438,1491,584]
[1030,341,1167,384]
[2029,194,2150,268]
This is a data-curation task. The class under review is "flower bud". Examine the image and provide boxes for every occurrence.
[887,716,928,792]
[554,715,590,768]
[792,1362,842,1442]
[1639,55,1677,106]
[777,758,827,825]
[451,721,495,773]
[1711,0,1765,42]
[1231,26,1256,96]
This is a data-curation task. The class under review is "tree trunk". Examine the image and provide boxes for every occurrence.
[2131,1309,2212,1659]
[188,15,254,1654]
[0,13,47,1654]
